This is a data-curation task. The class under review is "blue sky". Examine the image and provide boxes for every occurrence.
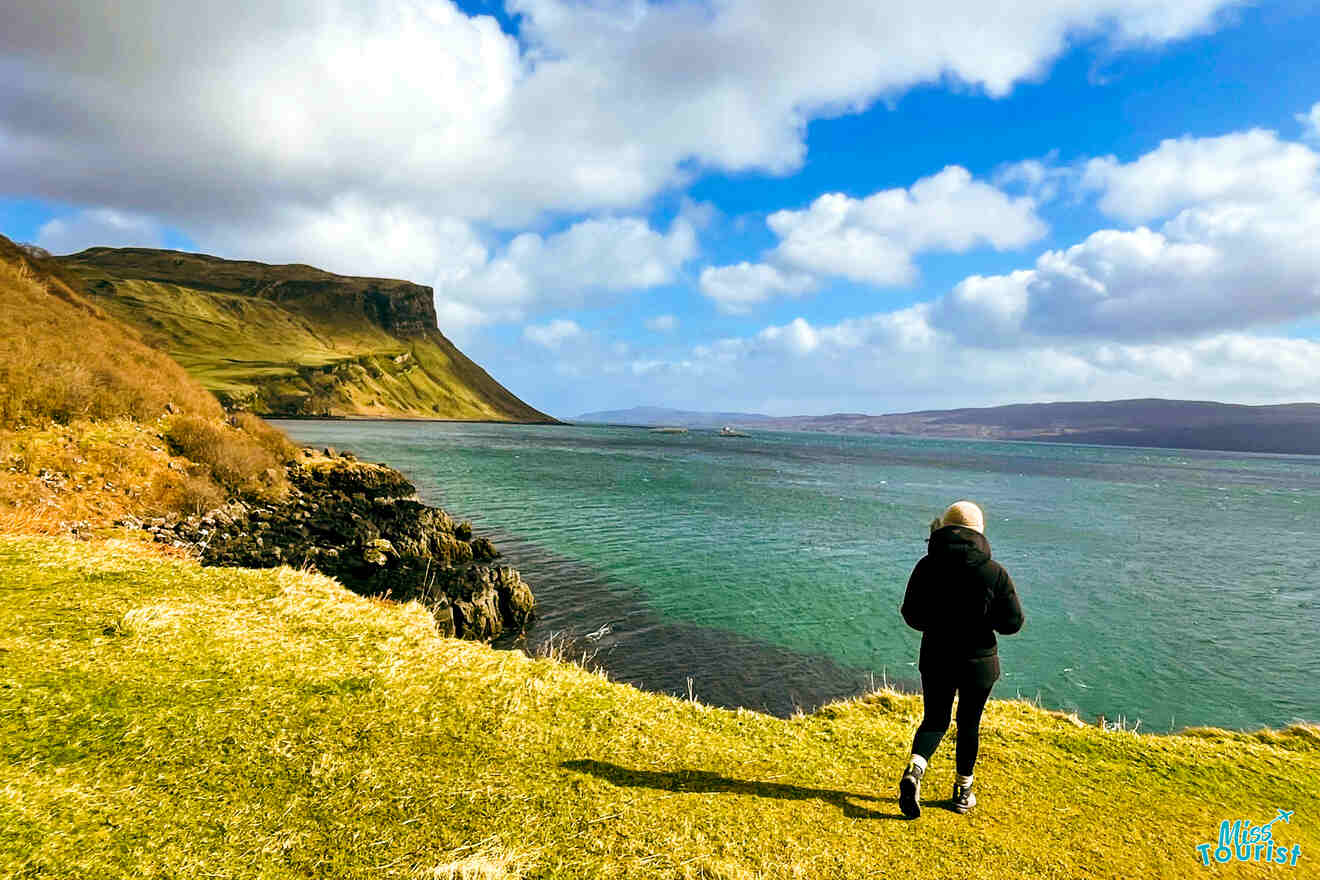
[3,1,1320,418]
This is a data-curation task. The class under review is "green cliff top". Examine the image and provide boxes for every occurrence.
[58,247,555,423]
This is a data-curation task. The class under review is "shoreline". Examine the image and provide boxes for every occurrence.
[260,413,566,426]
[483,525,919,717]
[267,419,1319,734]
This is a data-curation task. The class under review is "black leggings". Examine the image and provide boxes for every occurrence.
[910,666,995,777]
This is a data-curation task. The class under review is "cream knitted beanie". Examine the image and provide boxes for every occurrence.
[940,500,985,534]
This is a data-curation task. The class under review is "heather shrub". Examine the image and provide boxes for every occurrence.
[0,240,222,430]
[232,410,299,464]
[164,414,288,502]
[174,472,226,516]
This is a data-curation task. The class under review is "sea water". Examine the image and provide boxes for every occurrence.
[272,420,1320,730]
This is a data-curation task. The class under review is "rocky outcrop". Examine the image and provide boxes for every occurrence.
[119,449,534,639]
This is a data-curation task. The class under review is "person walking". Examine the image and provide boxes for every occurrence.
[897,500,1024,818]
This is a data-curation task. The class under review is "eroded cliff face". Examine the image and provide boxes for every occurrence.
[265,278,437,337]
[56,247,556,423]
[71,247,440,337]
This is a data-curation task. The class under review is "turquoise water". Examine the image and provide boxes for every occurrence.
[273,420,1320,730]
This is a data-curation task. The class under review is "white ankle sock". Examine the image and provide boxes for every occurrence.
[908,755,928,772]
[956,773,973,787]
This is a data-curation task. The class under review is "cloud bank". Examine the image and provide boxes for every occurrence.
[2,0,1242,323]
[511,121,1320,415]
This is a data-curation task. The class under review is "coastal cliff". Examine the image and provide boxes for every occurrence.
[0,233,534,642]
[4,233,1319,880]
[56,247,556,423]
[119,447,535,640]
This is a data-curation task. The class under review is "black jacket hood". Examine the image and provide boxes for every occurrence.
[903,525,1024,669]
[927,525,991,567]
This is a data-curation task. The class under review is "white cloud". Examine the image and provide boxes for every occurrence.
[1081,129,1319,224]
[993,153,1077,203]
[432,300,491,343]
[766,166,1046,284]
[699,165,1045,311]
[626,314,1320,415]
[931,216,1320,343]
[757,317,821,356]
[699,263,816,314]
[1297,102,1320,141]
[202,197,489,286]
[523,318,586,349]
[437,214,697,326]
[930,271,1035,342]
[1,0,1239,265]
[645,314,679,332]
[927,127,1320,343]
[35,208,163,254]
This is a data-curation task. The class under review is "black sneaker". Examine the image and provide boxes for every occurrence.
[898,761,925,818]
[951,781,977,814]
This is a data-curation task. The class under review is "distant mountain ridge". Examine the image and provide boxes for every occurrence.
[583,399,1320,454]
[760,398,1320,455]
[573,406,773,428]
[57,247,555,423]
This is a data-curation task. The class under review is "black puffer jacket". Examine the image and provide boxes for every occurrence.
[901,525,1024,676]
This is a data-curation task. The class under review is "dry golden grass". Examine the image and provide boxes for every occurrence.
[0,419,191,532]
[163,412,289,501]
[232,409,300,462]
[421,848,533,879]
[0,237,222,429]
[0,235,299,528]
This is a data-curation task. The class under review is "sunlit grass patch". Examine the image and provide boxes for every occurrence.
[2,534,1316,879]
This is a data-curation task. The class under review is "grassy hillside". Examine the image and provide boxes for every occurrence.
[58,247,555,423]
[3,534,1315,879]
[0,236,296,534]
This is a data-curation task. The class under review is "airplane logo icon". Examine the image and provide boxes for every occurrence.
[1262,808,1294,829]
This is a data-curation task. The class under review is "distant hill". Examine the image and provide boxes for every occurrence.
[573,406,773,428]
[57,247,555,423]
[760,398,1320,455]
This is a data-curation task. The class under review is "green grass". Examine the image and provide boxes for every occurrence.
[59,256,553,423]
[2,535,1316,879]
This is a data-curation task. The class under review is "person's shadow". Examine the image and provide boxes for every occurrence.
[561,759,909,820]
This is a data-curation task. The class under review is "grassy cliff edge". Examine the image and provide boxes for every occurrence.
[3,535,1315,879]
[58,247,556,423]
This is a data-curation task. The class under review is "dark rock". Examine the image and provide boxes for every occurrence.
[362,538,395,566]
[470,537,498,561]
[183,450,532,643]
[434,533,473,567]
[430,601,456,637]
[288,456,415,500]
